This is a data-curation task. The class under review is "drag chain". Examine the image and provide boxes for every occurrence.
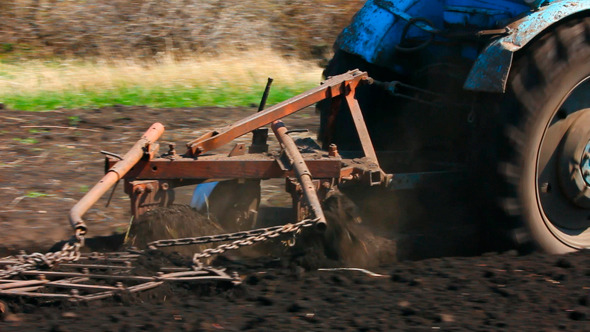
[0,230,84,279]
[0,218,318,303]
[147,218,320,268]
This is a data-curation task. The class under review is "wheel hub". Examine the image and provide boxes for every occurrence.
[537,108,590,236]
[557,109,590,210]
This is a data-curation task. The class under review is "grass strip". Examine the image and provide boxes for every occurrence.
[0,49,323,111]
[0,83,318,111]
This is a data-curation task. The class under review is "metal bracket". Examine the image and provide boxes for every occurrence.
[126,180,175,220]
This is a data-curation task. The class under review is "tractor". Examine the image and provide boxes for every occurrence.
[193,0,590,255]
[314,0,590,254]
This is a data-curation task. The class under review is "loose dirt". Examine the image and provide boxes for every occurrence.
[0,106,588,331]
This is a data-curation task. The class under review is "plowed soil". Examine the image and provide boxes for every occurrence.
[0,106,588,331]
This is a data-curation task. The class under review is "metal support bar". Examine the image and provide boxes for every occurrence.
[107,157,342,180]
[186,70,369,156]
[21,270,156,282]
[68,123,165,233]
[250,77,274,153]
[258,77,274,112]
[272,121,327,229]
[344,89,379,163]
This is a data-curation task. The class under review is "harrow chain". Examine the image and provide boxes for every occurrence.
[0,231,84,279]
[147,218,319,268]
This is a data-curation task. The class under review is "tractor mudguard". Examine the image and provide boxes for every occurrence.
[464,0,590,93]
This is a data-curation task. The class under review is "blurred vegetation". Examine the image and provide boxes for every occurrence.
[0,50,322,111]
[2,81,320,111]
[0,1,363,111]
[0,0,364,63]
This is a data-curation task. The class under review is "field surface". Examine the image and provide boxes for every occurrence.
[0,106,588,331]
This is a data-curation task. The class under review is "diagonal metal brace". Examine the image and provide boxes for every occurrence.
[186,70,369,156]
[271,120,327,229]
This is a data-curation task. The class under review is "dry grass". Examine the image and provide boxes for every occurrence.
[0,49,323,110]
[0,0,363,61]
[0,1,361,110]
[0,49,321,94]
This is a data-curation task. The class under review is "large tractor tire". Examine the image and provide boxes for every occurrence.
[484,17,590,253]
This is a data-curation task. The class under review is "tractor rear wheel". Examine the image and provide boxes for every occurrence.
[485,17,590,253]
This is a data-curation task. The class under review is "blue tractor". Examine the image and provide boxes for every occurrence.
[189,0,590,257]
[314,0,590,254]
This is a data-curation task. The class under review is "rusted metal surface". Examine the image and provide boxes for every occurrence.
[249,128,269,153]
[339,157,387,187]
[272,120,327,228]
[249,78,274,153]
[286,178,333,223]
[320,96,342,149]
[0,251,235,303]
[108,155,342,181]
[228,143,247,157]
[69,123,164,233]
[186,70,369,156]
[344,89,379,163]
[328,144,339,157]
[126,180,175,220]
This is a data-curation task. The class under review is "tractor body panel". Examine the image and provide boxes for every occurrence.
[335,0,588,92]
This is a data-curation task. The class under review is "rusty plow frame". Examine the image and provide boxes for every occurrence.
[1,70,395,302]
[70,70,389,235]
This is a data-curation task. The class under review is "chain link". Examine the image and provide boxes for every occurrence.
[1,217,317,279]
[147,218,319,268]
[0,231,84,279]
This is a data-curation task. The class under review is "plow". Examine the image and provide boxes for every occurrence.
[0,70,397,302]
[2,0,590,303]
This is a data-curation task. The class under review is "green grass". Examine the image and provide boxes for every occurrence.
[25,191,50,198]
[0,50,322,111]
[13,137,39,144]
[0,83,318,111]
